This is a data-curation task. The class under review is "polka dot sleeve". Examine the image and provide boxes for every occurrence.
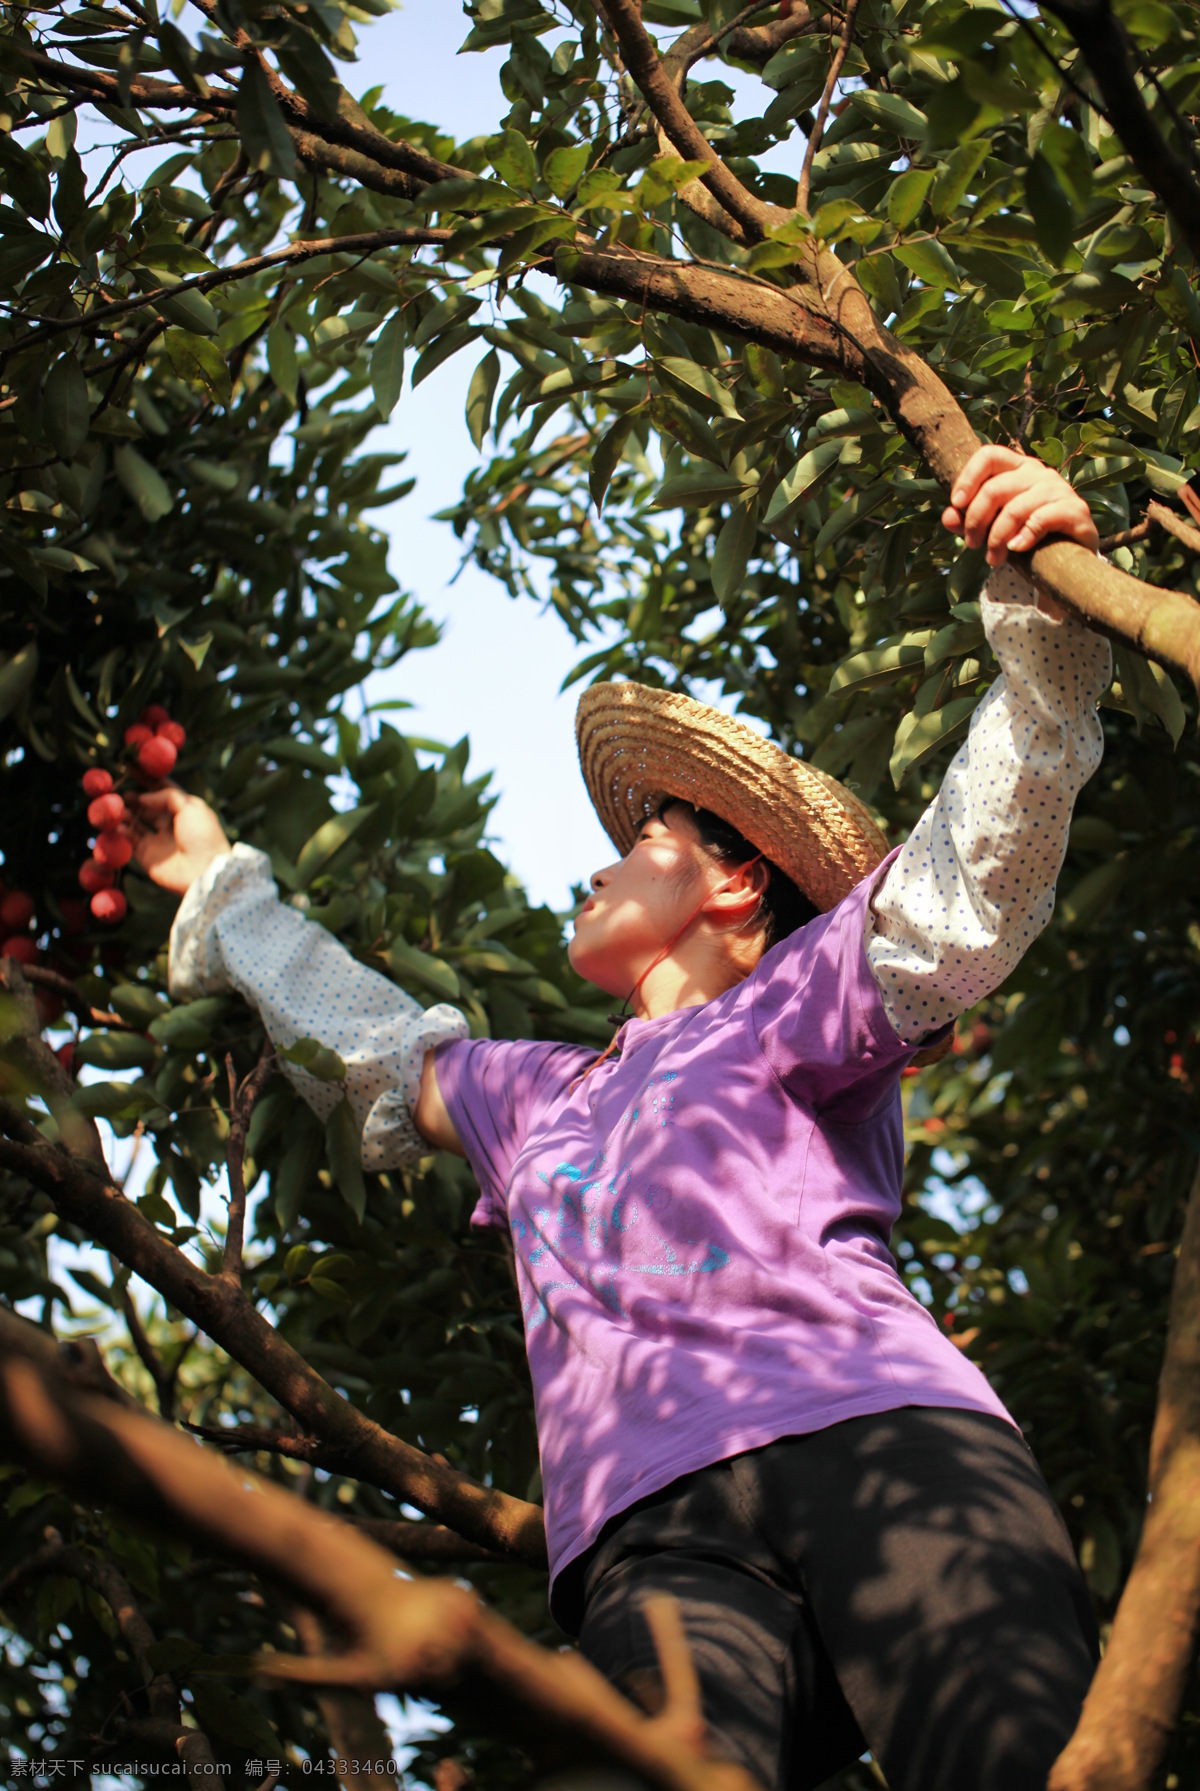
[168,845,468,1168]
[865,566,1112,1044]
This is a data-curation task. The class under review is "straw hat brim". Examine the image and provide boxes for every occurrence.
[575,681,890,913]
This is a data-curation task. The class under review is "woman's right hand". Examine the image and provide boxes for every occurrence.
[131,786,232,896]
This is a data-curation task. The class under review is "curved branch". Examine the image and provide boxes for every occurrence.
[1049,1161,1200,1791]
[0,1353,760,1791]
[557,241,1200,686]
[596,0,786,241]
[0,1126,546,1565]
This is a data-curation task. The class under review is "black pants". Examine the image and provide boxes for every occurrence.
[561,1408,1099,1791]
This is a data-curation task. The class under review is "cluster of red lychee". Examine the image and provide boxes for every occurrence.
[79,702,185,926]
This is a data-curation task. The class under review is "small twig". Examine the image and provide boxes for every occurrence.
[1098,518,1153,551]
[221,1047,275,1286]
[797,0,861,214]
[21,964,139,1032]
[120,1293,195,1421]
[1148,497,1200,554]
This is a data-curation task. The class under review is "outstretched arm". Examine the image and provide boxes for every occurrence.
[134,789,467,1164]
[865,447,1112,1042]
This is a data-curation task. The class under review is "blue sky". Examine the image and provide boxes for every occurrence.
[350,2,616,908]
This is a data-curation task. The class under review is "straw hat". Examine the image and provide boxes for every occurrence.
[575,681,891,913]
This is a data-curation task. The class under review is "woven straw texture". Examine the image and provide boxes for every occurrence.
[576,681,890,913]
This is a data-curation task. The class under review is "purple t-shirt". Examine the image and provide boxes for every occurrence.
[435,860,1014,1622]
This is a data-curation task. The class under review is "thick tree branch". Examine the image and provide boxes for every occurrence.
[1049,1161,1200,1791]
[797,0,861,214]
[0,1353,759,1791]
[558,241,1200,687]
[1147,498,1200,556]
[0,1303,137,1409]
[0,1121,546,1564]
[182,1421,503,1560]
[1040,0,1200,262]
[596,0,785,241]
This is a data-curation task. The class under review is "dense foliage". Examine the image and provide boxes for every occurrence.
[3,0,1200,1785]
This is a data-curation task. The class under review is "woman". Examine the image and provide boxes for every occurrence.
[134,446,1111,1791]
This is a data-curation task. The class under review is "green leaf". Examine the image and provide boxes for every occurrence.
[113,445,174,522]
[828,631,933,695]
[370,313,406,419]
[278,1037,347,1082]
[762,441,842,531]
[162,327,231,407]
[148,996,232,1049]
[848,89,928,138]
[887,169,934,230]
[189,1681,280,1756]
[266,321,299,404]
[75,1033,158,1071]
[657,356,741,419]
[236,60,297,179]
[889,696,977,787]
[466,348,500,449]
[325,1094,366,1223]
[43,354,89,461]
[1058,858,1129,928]
[893,238,960,291]
[589,411,635,512]
[1024,152,1073,264]
[295,805,377,886]
[930,140,990,218]
[382,937,461,1001]
[711,496,758,604]
[0,643,39,721]
[544,142,590,197]
[488,127,537,191]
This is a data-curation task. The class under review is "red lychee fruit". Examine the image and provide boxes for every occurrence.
[141,704,171,728]
[87,793,127,830]
[93,830,133,869]
[0,890,34,931]
[78,859,115,894]
[124,723,153,749]
[137,736,177,778]
[156,719,186,749]
[82,767,114,798]
[91,887,127,924]
[1,936,37,964]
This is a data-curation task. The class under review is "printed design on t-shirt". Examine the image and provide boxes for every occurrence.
[515,1071,730,1336]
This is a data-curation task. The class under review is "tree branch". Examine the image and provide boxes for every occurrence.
[1049,1160,1200,1791]
[0,1352,759,1791]
[20,965,138,1032]
[0,1122,547,1564]
[3,229,451,361]
[221,1049,275,1287]
[596,0,785,241]
[797,0,861,214]
[1040,0,1200,262]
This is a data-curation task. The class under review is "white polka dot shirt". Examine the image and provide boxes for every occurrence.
[866,565,1111,1043]
[168,567,1111,1159]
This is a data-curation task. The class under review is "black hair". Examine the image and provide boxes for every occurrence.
[655,799,819,950]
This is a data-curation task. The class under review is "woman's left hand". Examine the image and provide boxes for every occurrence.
[941,445,1099,568]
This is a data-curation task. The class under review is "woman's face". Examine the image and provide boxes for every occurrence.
[568,804,711,999]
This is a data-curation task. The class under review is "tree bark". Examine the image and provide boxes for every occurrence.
[0,1351,760,1791]
[1048,1161,1200,1791]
